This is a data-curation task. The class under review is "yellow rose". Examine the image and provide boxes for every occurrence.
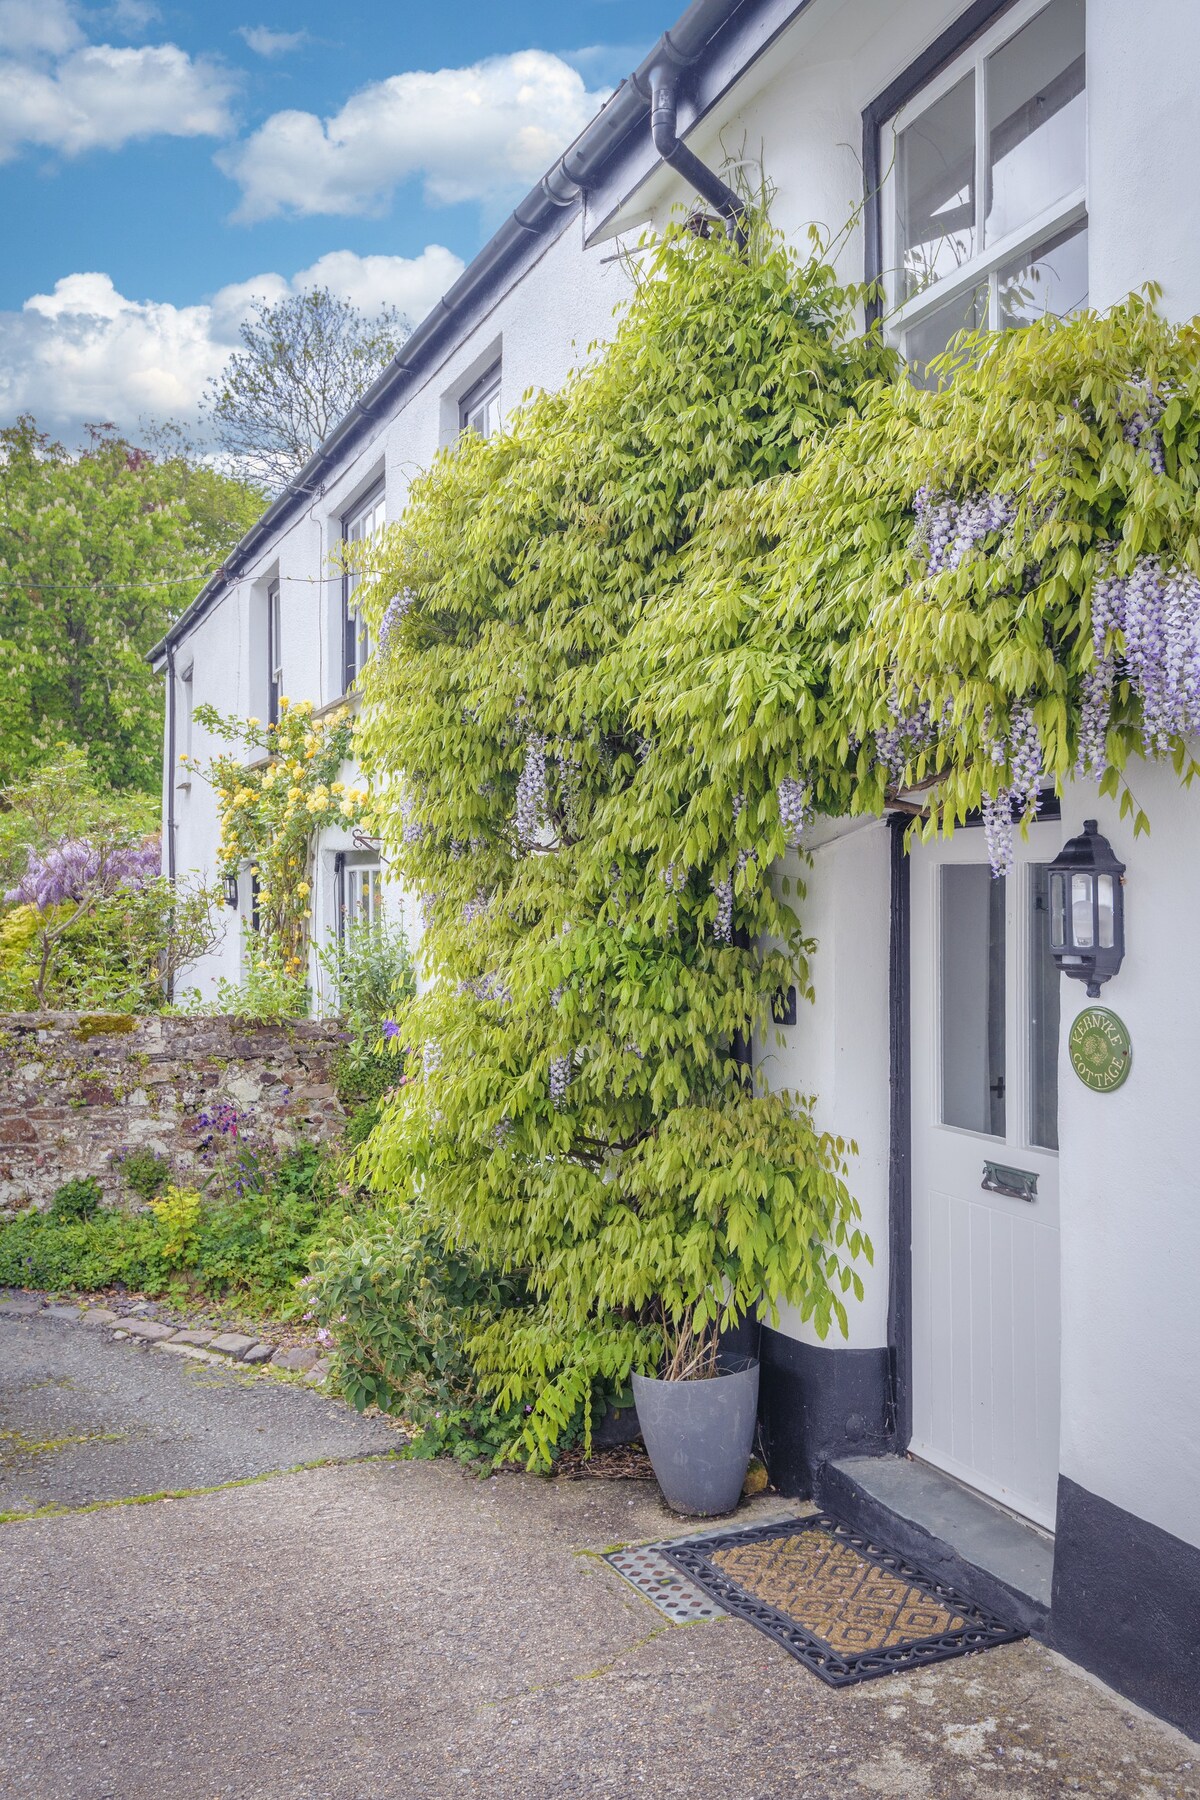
[297,881,310,898]
[247,716,260,728]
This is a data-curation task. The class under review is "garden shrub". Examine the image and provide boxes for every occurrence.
[149,1185,203,1268]
[305,1196,518,1461]
[0,1141,345,1306]
[347,210,1200,1465]
[49,1176,103,1222]
[0,1209,167,1291]
[112,1147,170,1204]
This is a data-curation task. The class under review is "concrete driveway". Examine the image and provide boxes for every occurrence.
[1,1305,1196,1800]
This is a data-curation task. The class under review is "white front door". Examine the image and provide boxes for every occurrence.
[910,821,1062,1529]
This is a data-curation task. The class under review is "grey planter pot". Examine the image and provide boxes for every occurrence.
[632,1356,759,1517]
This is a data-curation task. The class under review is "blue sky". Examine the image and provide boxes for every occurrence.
[0,0,671,441]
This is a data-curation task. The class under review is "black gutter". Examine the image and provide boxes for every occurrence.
[148,0,774,667]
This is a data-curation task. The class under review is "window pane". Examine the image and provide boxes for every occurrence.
[986,0,1085,244]
[896,72,976,303]
[1029,865,1060,1151]
[904,282,986,388]
[997,220,1088,329]
[941,865,1007,1136]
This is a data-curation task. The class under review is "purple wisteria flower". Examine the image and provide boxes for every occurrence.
[377,588,416,658]
[776,776,810,847]
[382,1020,401,1041]
[913,486,1014,575]
[7,836,160,909]
[514,734,547,846]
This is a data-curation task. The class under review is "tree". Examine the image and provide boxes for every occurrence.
[0,751,222,1010]
[204,288,410,492]
[0,418,262,795]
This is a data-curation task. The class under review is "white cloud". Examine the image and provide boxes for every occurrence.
[0,0,81,55]
[220,49,610,221]
[0,247,467,439]
[236,24,309,58]
[0,2,236,162]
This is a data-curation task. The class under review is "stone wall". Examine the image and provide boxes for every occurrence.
[0,1013,347,1212]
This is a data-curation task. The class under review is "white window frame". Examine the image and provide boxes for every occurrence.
[459,362,502,439]
[879,0,1087,353]
[337,853,384,945]
[342,481,386,693]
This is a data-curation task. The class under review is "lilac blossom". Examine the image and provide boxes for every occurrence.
[7,837,160,909]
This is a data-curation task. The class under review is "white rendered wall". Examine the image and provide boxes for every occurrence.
[165,222,634,1000]
[1086,0,1200,320]
[1056,767,1200,1551]
[755,819,893,1351]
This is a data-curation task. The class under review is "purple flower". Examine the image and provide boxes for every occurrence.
[6,835,160,908]
[382,1020,400,1040]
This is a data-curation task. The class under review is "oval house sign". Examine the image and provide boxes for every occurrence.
[1068,1006,1132,1092]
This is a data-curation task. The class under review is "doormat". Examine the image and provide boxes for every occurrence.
[662,1513,1024,1686]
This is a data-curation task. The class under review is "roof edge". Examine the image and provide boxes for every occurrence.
[149,0,774,668]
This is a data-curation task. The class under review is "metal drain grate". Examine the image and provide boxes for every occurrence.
[604,1542,728,1623]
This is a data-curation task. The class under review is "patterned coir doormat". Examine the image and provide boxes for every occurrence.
[663,1513,1024,1686]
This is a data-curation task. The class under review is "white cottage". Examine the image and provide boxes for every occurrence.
[153,0,1200,1738]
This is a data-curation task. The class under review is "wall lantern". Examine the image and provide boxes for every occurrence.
[223,870,240,909]
[1046,819,1126,996]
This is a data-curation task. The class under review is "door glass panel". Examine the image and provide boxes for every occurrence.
[1029,865,1061,1151]
[997,220,1089,329]
[985,0,1086,244]
[941,865,1006,1135]
[897,72,976,302]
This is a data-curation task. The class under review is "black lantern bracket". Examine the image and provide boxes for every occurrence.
[1046,819,1126,997]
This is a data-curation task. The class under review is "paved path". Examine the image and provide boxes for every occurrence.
[1,1308,1197,1799]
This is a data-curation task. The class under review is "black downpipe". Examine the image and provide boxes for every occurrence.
[647,68,747,243]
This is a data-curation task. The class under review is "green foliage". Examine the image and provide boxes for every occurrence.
[188,1143,344,1300]
[188,697,364,975]
[350,221,887,1464]
[0,1208,167,1291]
[305,1196,518,1461]
[191,937,311,1021]
[149,1185,203,1267]
[319,919,416,1041]
[0,419,261,794]
[112,1148,171,1204]
[49,1177,103,1222]
[322,919,415,1115]
[349,212,1200,1467]
[0,747,221,1013]
[0,1141,344,1306]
